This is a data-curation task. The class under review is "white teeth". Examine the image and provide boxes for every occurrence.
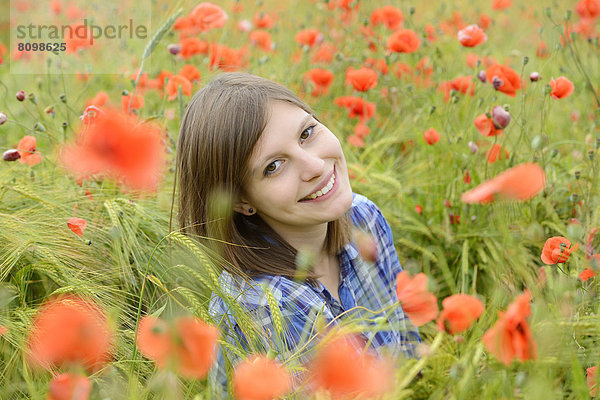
[302,173,335,201]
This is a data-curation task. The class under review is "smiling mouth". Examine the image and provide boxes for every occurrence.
[299,167,336,201]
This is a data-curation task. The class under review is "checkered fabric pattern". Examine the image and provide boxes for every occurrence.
[207,192,421,396]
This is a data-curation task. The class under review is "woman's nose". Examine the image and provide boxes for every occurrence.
[299,150,326,181]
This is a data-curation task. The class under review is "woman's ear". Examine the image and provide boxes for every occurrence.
[233,200,255,216]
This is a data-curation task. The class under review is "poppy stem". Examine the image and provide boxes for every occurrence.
[396,331,444,391]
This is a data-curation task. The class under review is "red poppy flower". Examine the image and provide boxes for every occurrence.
[308,334,393,399]
[438,76,475,102]
[253,12,275,29]
[67,217,87,237]
[311,43,337,64]
[155,70,174,91]
[347,134,365,148]
[165,75,192,101]
[85,91,108,108]
[576,0,600,19]
[233,356,292,400]
[65,23,93,53]
[536,41,549,58]
[580,268,596,282]
[423,128,440,145]
[396,272,439,326]
[0,325,7,336]
[461,163,545,204]
[474,114,502,137]
[541,236,579,264]
[458,24,487,47]
[424,24,438,41]
[305,68,334,96]
[387,29,420,53]
[27,295,113,372]
[47,373,91,400]
[549,77,574,99]
[346,67,378,92]
[587,366,599,397]
[492,0,512,10]
[486,143,509,163]
[179,65,201,83]
[334,96,376,121]
[17,135,43,166]
[479,14,492,30]
[137,315,219,379]
[486,64,521,97]
[392,62,413,79]
[179,37,209,59]
[121,93,144,114]
[482,290,537,366]
[370,5,403,30]
[59,106,166,193]
[437,294,484,334]
[209,43,247,71]
[295,28,323,47]
[249,30,273,52]
[190,2,228,32]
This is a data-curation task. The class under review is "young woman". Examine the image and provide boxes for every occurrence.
[176,72,420,395]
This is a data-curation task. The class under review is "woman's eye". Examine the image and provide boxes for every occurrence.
[300,125,316,142]
[264,160,282,176]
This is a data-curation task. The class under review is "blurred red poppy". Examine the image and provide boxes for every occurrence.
[482,290,536,366]
[179,65,201,83]
[59,107,166,193]
[437,294,484,334]
[474,114,502,137]
[85,91,108,108]
[492,0,513,10]
[387,29,420,53]
[47,373,91,400]
[370,5,403,30]
[27,295,113,372]
[587,366,599,397]
[121,93,144,114]
[461,163,545,204]
[458,24,487,47]
[423,128,440,145]
[485,143,509,163]
[165,75,192,101]
[233,355,292,400]
[396,272,439,326]
[253,12,275,29]
[17,135,43,166]
[486,64,521,97]
[249,30,273,52]
[305,68,334,96]
[308,334,393,399]
[576,0,600,19]
[334,96,376,121]
[295,29,323,47]
[190,2,228,32]
[179,37,209,59]
[137,315,219,379]
[346,67,378,92]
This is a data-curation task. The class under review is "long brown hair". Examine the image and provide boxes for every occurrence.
[175,72,351,280]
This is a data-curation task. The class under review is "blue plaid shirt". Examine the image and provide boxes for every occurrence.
[208,193,421,395]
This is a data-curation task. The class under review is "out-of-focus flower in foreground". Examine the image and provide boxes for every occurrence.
[59,107,166,193]
[461,163,545,204]
[17,135,43,166]
[233,355,292,400]
[26,295,113,372]
[396,271,439,326]
[541,236,579,264]
[482,290,537,366]
[137,315,220,380]
[47,373,91,400]
[587,366,599,397]
[308,334,393,399]
[437,294,484,334]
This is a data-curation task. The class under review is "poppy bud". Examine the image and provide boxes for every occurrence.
[492,76,504,90]
[3,149,20,161]
[530,72,541,81]
[28,93,37,104]
[477,70,487,83]
[167,43,181,55]
[491,105,511,129]
[0,112,7,125]
[16,91,26,101]
[34,122,46,132]
[522,56,529,65]
[59,94,67,103]
[575,171,581,179]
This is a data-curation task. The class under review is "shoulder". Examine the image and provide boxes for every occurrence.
[348,192,391,235]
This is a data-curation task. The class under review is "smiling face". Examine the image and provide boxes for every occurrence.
[238,100,353,239]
